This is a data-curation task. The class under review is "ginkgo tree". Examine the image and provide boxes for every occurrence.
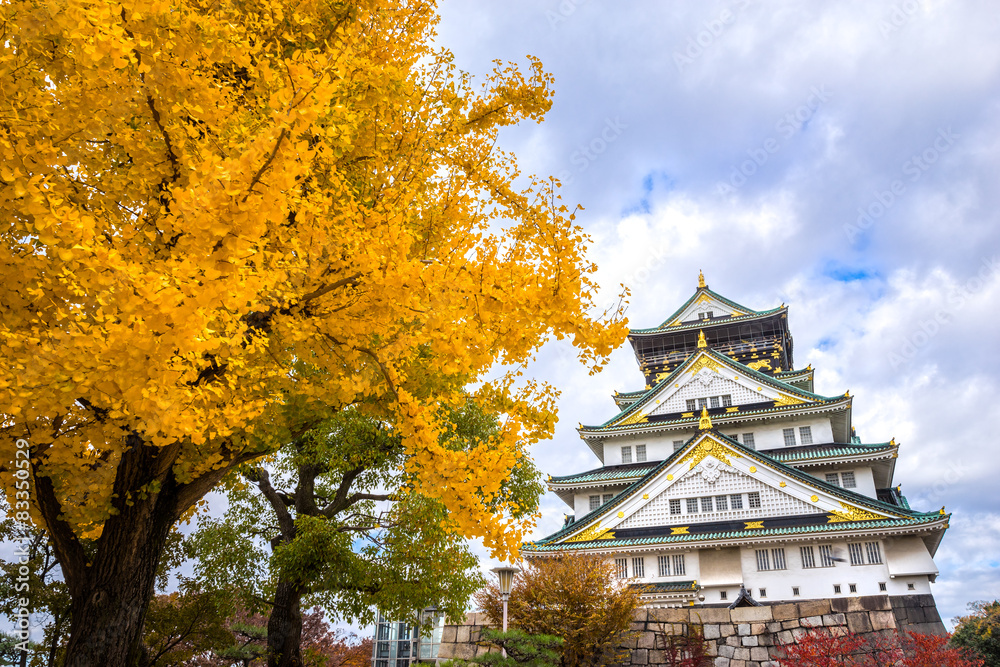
[0,0,627,663]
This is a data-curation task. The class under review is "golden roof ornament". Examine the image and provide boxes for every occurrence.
[698,406,712,430]
[698,270,706,288]
[697,330,707,349]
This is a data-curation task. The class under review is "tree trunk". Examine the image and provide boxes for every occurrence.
[267,581,304,667]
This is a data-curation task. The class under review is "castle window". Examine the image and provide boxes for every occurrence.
[833,584,842,594]
[748,492,761,509]
[841,471,856,488]
[742,433,755,449]
[757,548,786,571]
[848,542,865,566]
[755,549,771,571]
[589,495,600,511]
[635,444,647,462]
[783,428,797,447]
[848,541,882,566]
[799,426,813,444]
[819,545,837,567]
[632,557,645,578]
[658,555,671,576]
[879,582,887,592]
[800,546,817,569]
[673,440,685,451]
[849,583,858,593]
[616,558,628,579]
[669,499,682,515]
[907,583,915,590]
[698,398,708,410]
[715,495,728,511]
[792,587,800,596]
[701,497,713,512]
[826,473,841,487]
[720,591,728,600]
[759,588,767,598]
[772,548,787,570]
[672,554,686,576]
[722,394,732,407]
[603,493,613,504]
[686,498,699,513]
[621,446,632,464]
[686,399,696,411]
[709,396,720,409]
[730,494,744,510]
[865,541,883,564]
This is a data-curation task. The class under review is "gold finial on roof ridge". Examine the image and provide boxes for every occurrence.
[698,406,712,430]
[697,330,707,349]
[698,269,706,288]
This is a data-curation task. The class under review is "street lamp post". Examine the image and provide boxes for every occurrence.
[490,566,520,658]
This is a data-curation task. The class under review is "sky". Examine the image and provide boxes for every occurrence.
[433,0,1000,629]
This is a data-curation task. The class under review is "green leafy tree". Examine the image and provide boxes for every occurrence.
[140,583,236,667]
[473,628,562,667]
[474,554,643,667]
[189,399,543,667]
[952,601,1000,666]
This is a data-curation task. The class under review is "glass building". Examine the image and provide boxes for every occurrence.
[372,608,445,666]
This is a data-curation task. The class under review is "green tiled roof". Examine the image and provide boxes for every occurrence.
[549,442,896,488]
[523,515,946,552]
[550,463,658,485]
[582,348,846,434]
[629,287,770,334]
[533,430,939,548]
[767,442,896,463]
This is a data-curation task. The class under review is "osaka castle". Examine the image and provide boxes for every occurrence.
[524,273,949,609]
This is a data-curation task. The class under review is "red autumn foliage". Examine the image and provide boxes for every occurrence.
[775,628,984,667]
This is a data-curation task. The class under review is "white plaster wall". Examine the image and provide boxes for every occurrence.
[801,465,878,498]
[604,431,695,465]
[750,417,836,450]
[573,488,623,518]
[622,550,701,585]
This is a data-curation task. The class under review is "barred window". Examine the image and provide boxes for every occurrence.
[848,542,865,566]
[686,399,696,412]
[621,446,632,464]
[879,582,887,592]
[722,394,732,407]
[783,428,797,447]
[792,587,800,596]
[635,444,647,463]
[697,398,708,410]
[672,554,686,576]
[759,588,767,598]
[589,495,600,511]
[657,555,671,577]
[748,492,761,509]
[709,396,720,409]
[865,541,882,564]
[632,557,645,578]
[819,544,837,567]
[616,558,628,579]
[669,499,682,515]
[800,546,816,569]
[834,584,842,594]
[841,471,857,488]
[686,498,699,513]
[799,426,813,445]
[715,495,728,511]
[849,583,858,593]
[826,473,841,486]
[603,493,613,504]
[673,440,685,451]
[772,548,787,570]
[730,494,744,510]
[742,433,755,449]
[701,497,713,512]
[720,591,728,600]
[756,549,771,571]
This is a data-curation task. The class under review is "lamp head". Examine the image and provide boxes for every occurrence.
[490,566,521,596]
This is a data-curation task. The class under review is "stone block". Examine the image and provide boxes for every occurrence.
[823,613,846,626]
[742,635,758,646]
[456,625,471,643]
[765,622,782,633]
[777,630,794,645]
[437,643,457,659]
[860,595,890,612]
[802,615,823,628]
[831,597,850,613]
[829,625,849,637]
[737,623,751,636]
[734,647,751,660]
[442,625,457,643]
[633,608,649,622]
[631,648,648,665]
[699,607,735,623]
[720,623,736,636]
[871,611,896,631]
[705,624,722,639]
[771,603,799,621]
[649,650,666,664]
[637,631,656,649]
[791,627,810,642]
[798,599,832,617]
[727,635,741,646]
[649,607,690,623]
[715,657,731,667]
[707,642,719,656]
[781,620,800,630]
[751,646,769,661]
[453,642,476,660]
[846,612,873,634]
[630,621,646,634]
[719,644,736,658]
[731,606,773,623]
